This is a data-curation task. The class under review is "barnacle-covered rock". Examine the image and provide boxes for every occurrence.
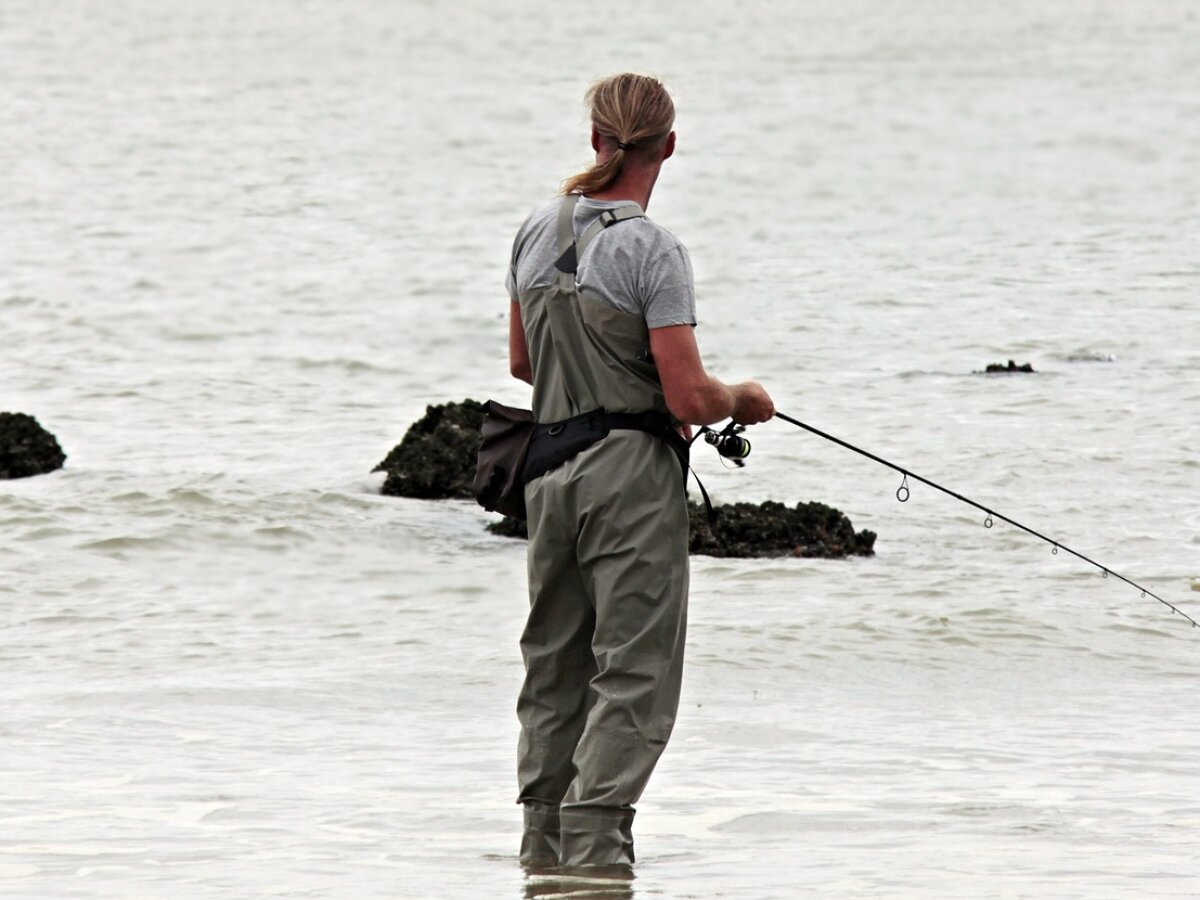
[374,400,486,498]
[687,499,875,558]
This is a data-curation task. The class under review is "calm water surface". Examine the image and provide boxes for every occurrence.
[2,1,1198,897]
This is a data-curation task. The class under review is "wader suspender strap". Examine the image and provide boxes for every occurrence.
[554,193,581,286]
[542,195,714,518]
[550,194,646,418]
[554,196,645,278]
[577,205,645,257]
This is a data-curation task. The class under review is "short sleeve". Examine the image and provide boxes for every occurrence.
[640,243,697,329]
[505,259,518,303]
[505,223,523,302]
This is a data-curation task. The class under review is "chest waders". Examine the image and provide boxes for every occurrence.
[516,194,691,868]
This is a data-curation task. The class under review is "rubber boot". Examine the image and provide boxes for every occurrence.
[558,806,635,868]
[519,801,561,866]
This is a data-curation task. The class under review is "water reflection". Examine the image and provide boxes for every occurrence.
[521,861,635,899]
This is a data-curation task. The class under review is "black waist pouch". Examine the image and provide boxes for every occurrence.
[523,410,612,484]
[473,400,535,520]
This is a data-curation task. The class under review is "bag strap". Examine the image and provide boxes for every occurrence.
[689,465,717,524]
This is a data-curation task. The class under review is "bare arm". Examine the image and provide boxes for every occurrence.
[509,300,532,385]
[649,324,774,426]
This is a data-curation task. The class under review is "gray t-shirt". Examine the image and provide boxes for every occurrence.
[506,196,697,329]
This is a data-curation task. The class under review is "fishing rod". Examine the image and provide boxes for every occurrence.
[698,415,1198,630]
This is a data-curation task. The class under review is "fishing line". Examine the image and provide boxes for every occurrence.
[773,411,1198,631]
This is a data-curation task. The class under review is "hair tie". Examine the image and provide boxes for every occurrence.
[617,141,634,151]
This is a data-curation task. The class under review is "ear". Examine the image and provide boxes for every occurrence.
[591,125,601,153]
[662,131,676,161]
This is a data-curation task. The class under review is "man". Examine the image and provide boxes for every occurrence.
[506,73,774,870]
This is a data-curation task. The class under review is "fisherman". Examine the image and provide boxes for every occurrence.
[506,73,775,869]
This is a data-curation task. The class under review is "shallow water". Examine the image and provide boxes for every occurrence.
[3,1,1199,897]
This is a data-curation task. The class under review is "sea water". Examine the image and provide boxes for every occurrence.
[2,1,1198,897]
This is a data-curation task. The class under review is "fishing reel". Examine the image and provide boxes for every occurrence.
[703,421,751,467]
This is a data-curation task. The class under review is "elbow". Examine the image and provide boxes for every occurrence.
[510,359,533,384]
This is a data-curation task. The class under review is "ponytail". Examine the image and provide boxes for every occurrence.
[561,74,675,196]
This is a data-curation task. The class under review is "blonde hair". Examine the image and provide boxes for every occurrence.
[561,73,676,196]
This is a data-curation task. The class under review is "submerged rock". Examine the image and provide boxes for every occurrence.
[488,500,876,559]
[0,412,66,479]
[983,360,1035,374]
[374,399,486,498]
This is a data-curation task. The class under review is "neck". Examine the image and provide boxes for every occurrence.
[584,161,661,211]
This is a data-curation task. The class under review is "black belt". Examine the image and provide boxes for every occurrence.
[522,408,688,485]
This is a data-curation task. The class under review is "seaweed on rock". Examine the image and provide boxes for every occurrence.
[687,499,875,558]
[373,400,486,498]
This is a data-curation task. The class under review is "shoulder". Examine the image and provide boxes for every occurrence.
[624,217,692,277]
[509,196,562,262]
[581,199,688,256]
[514,196,561,237]
[627,214,685,249]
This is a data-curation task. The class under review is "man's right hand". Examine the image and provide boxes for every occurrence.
[731,381,775,425]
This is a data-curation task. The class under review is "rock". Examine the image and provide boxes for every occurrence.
[984,360,1035,374]
[374,399,486,498]
[487,516,529,539]
[488,500,876,560]
[0,412,66,479]
[687,499,875,558]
